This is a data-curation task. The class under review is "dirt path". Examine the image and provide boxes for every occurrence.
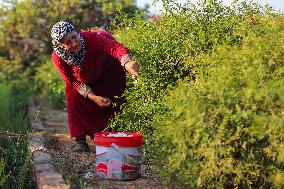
[38,102,175,189]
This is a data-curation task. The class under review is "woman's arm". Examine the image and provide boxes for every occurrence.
[92,33,139,76]
[52,52,81,89]
[52,52,112,107]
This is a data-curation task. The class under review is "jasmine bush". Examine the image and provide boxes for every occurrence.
[151,17,284,187]
[110,1,283,187]
[110,1,277,137]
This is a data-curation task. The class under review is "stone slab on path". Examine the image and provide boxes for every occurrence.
[28,97,70,189]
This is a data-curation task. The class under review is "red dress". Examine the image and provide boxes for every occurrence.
[52,30,129,138]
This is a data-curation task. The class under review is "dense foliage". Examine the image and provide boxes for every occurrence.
[0,0,140,62]
[109,1,278,133]
[0,0,143,107]
[109,1,284,187]
[151,17,284,188]
[0,81,33,188]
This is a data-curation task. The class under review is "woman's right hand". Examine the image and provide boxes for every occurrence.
[87,91,111,107]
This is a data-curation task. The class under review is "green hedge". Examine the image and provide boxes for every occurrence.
[110,1,249,133]
[151,16,284,188]
[110,0,278,146]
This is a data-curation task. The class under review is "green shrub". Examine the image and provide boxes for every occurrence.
[151,16,284,188]
[109,0,280,157]
[33,55,65,109]
[0,81,34,188]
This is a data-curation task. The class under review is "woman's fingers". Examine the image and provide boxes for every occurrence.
[101,97,111,106]
[131,68,139,77]
[102,98,109,103]
[125,61,139,76]
[92,96,111,107]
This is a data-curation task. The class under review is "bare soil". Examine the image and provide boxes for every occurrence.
[38,103,177,189]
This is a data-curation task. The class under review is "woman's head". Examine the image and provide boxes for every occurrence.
[51,21,81,52]
[51,21,86,66]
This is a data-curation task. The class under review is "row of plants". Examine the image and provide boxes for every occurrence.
[109,1,284,188]
[0,80,34,188]
[109,0,280,134]
[151,16,284,188]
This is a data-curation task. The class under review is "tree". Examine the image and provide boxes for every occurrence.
[0,0,141,67]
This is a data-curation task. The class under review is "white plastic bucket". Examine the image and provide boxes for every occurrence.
[94,132,144,180]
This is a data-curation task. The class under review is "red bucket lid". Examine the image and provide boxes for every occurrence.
[94,132,144,147]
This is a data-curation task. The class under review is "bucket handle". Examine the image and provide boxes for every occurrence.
[111,143,144,165]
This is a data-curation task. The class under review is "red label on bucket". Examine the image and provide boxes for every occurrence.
[94,132,144,147]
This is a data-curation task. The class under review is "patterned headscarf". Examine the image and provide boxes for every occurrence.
[51,21,86,66]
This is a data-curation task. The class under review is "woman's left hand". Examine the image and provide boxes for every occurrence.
[124,60,139,77]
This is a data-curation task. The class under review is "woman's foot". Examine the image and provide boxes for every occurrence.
[72,141,90,153]
[72,135,90,153]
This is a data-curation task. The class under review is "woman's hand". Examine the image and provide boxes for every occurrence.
[87,91,111,107]
[124,60,139,77]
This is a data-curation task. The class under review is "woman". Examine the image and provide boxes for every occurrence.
[51,21,139,152]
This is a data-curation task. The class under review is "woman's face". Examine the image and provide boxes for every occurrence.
[60,32,81,52]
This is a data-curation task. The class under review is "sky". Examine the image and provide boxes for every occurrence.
[136,0,284,14]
